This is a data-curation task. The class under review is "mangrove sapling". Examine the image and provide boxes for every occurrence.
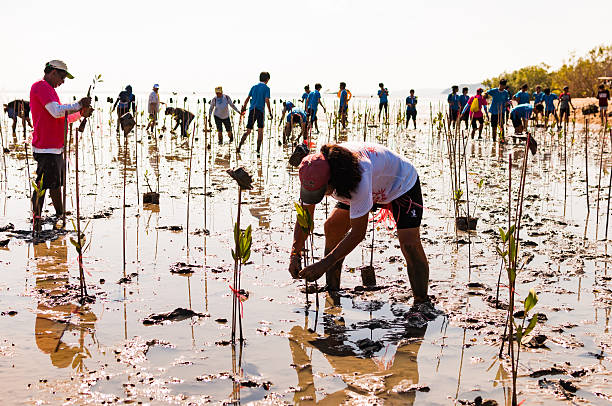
[31,175,46,235]
[74,120,88,300]
[294,202,319,309]
[226,167,253,343]
[0,121,7,185]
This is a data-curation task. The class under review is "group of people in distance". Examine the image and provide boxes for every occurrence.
[11,60,612,313]
[447,79,611,143]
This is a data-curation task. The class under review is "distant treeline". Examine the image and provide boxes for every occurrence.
[483,44,612,97]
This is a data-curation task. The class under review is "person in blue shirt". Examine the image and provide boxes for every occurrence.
[458,87,470,130]
[486,79,510,142]
[510,103,533,135]
[238,72,272,155]
[338,82,349,130]
[542,88,559,129]
[112,85,136,134]
[447,85,460,128]
[377,82,389,122]
[301,85,310,105]
[279,100,295,123]
[533,85,545,125]
[405,89,418,129]
[513,84,531,106]
[306,83,326,134]
[283,107,308,144]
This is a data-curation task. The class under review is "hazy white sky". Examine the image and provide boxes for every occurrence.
[2,0,611,97]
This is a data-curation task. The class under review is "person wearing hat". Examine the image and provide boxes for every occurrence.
[460,88,488,139]
[209,86,242,144]
[112,85,136,134]
[146,84,162,132]
[289,142,430,304]
[29,60,92,230]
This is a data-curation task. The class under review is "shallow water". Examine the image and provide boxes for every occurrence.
[0,102,611,405]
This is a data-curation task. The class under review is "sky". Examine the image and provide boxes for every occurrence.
[1,0,611,98]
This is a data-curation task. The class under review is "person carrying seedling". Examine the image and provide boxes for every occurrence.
[558,86,575,128]
[447,85,460,128]
[4,99,32,136]
[283,107,308,145]
[597,83,610,127]
[288,142,430,307]
[338,82,350,130]
[461,88,488,139]
[306,83,326,134]
[146,84,162,132]
[209,86,242,145]
[301,85,310,105]
[542,87,559,129]
[29,60,93,231]
[112,85,136,134]
[377,83,389,122]
[165,106,195,137]
[510,103,533,135]
[405,89,418,129]
[513,84,531,106]
[458,87,470,130]
[238,72,272,155]
[485,79,510,142]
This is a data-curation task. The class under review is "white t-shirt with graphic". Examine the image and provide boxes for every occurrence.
[331,142,418,219]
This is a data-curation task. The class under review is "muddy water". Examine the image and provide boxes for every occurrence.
[0,101,611,405]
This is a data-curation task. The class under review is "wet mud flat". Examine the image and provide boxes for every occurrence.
[0,103,611,405]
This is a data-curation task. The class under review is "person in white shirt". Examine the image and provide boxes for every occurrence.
[289,142,429,304]
[146,84,162,132]
[208,86,242,144]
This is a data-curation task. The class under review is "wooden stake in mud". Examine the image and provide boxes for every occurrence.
[75,121,87,299]
[605,129,612,241]
[62,113,68,228]
[595,128,606,240]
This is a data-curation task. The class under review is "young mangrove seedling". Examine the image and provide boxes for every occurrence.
[294,202,318,310]
[31,174,46,235]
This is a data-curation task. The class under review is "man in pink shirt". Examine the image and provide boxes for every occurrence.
[30,60,92,230]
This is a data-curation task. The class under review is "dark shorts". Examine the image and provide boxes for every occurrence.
[335,177,423,229]
[559,107,570,118]
[339,105,348,114]
[117,105,129,117]
[511,115,523,129]
[246,108,264,129]
[379,102,388,112]
[33,153,64,190]
[449,108,460,120]
[490,112,506,128]
[7,107,17,120]
[460,111,469,122]
[471,116,484,129]
[406,109,417,120]
[214,116,232,133]
[307,108,317,122]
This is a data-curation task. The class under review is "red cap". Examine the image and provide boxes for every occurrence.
[299,153,330,204]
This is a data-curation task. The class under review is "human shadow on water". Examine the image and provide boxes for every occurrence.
[33,237,97,370]
[288,292,435,404]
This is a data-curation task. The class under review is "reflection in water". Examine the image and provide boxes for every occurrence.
[33,237,97,370]
[288,292,426,404]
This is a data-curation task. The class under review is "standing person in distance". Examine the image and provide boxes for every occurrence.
[533,85,545,125]
[597,83,610,127]
[461,88,488,139]
[405,89,417,129]
[301,85,310,105]
[486,79,510,142]
[146,84,162,132]
[542,88,559,129]
[338,82,350,130]
[378,83,389,123]
[112,85,136,134]
[558,86,575,129]
[458,87,470,130]
[306,83,326,134]
[447,85,460,129]
[238,72,272,155]
[29,60,92,231]
[209,86,242,145]
[513,84,531,105]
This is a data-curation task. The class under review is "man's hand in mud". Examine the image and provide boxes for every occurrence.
[80,106,94,118]
[298,258,328,282]
[79,97,92,108]
[288,254,301,279]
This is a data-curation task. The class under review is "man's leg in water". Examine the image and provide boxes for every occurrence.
[398,227,429,303]
[323,207,351,290]
[256,127,264,154]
